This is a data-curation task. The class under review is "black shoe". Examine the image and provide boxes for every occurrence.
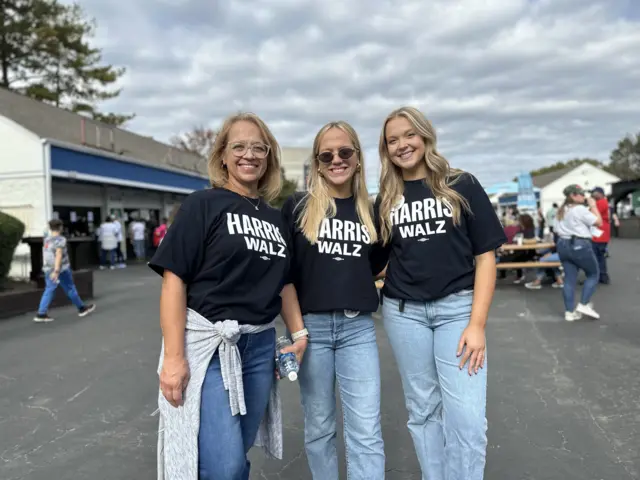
[78,304,96,317]
[33,313,54,323]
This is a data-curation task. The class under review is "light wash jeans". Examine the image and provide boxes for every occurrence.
[556,237,599,312]
[198,329,275,480]
[382,292,487,480]
[299,311,385,480]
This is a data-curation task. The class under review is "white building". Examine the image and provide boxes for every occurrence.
[0,88,307,279]
[534,162,621,214]
[281,147,312,190]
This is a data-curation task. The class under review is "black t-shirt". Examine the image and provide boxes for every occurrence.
[282,193,382,315]
[373,173,507,302]
[148,188,290,325]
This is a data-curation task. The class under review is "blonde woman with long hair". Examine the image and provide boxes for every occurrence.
[280,121,386,479]
[149,112,307,479]
[374,106,506,480]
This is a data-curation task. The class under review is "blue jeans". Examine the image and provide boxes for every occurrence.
[133,240,146,259]
[535,252,561,279]
[591,241,609,283]
[198,328,276,480]
[299,311,385,480]
[382,292,487,480]
[100,248,116,267]
[37,269,85,315]
[556,238,599,312]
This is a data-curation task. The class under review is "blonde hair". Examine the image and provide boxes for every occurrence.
[208,112,282,202]
[378,106,470,245]
[297,121,377,244]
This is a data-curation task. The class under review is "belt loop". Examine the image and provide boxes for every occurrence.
[399,299,405,313]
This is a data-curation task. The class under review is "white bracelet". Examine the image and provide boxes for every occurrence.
[291,328,309,342]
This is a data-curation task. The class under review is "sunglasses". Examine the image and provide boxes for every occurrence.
[317,147,357,164]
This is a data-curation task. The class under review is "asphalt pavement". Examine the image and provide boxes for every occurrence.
[1,239,638,480]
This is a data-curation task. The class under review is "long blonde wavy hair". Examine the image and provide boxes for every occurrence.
[208,112,282,202]
[297,121,377,244]
[378,106,470,245]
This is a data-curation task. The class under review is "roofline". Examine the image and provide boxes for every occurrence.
[41,137,209,180]
[539,162,621,191]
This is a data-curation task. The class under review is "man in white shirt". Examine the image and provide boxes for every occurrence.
[98,216,119,269]
[129,219,147,261]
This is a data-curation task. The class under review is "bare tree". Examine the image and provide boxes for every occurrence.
[170,125,218,159]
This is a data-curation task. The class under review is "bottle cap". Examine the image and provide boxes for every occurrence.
[287,371,298,381]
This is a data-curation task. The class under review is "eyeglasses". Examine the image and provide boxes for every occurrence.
[317,147,358,164]
[228,142,270,159]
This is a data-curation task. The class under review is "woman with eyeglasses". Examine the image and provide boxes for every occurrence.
[280,121,386,479]
[374,106,506,480]
[149,112,307,479]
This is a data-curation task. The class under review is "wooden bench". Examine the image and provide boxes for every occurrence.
[497,262,561,269]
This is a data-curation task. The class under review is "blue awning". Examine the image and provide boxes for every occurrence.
[50,145,209,194]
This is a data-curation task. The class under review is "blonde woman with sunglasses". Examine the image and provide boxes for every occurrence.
[281,121,386,479]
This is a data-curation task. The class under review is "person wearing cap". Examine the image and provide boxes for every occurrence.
[590,187,611,284]
[553,184,603,321]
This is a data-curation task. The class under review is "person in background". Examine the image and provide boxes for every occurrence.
[113,215,127,269]
[34,219,96,322]
[98,216,119,270]
[590,187,611,284]
[153,217,168,248]
[546,203,558,237]
[554,184,603,321]
[524,246,563,290]
[129,218,147,261]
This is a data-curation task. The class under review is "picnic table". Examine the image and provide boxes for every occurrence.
[497,242,561,270]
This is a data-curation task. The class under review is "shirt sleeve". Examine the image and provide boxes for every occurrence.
[54,236,67,250]
[148,194,207,283]
[369,196,391,276]
[460,174,508,255]
[576,205,597,226]
[280,193,304,286]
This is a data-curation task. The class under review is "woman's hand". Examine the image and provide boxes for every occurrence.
[457,325,486,375]
[160,355,190,407]
[275,338,308,379]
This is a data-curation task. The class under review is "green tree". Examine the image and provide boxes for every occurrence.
[608,132,640,180]
[0,0,133,126]
[270,168,298,209]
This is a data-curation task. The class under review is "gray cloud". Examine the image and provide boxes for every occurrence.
[72,0,640,186]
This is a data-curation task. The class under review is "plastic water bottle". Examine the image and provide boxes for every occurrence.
[276,336,299,381]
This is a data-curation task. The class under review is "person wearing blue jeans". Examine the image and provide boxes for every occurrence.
[34,219,95,322]
[553,184,603,320]
[148,112,307,479]
[374,106,507,479]
[525,250,563,289]
[280,121,385,479]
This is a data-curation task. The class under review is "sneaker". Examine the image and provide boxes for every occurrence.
[552,282,564,289]
[525,281,542,290]
[576,303,600,319]
[33,313,54,323]
[78,304,96,317]
[513,276,526,284]
[564,311,582,322]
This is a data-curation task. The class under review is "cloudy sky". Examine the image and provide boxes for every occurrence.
[74,0,640,190]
